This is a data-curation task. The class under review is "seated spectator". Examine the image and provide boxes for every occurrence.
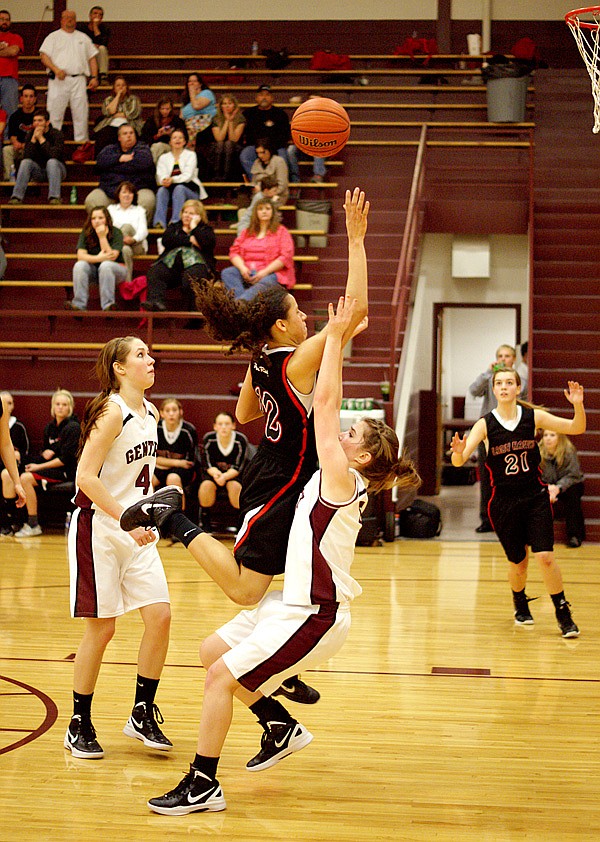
[208,92,245,181]
[250,137,288,206]
[237,173,280,234]
[181,73,217,179]
[153,398,198,508]
[107,180,148,282]
[142,199,215,312]
[140,95,186,165]
[199,411,248,532]
[66,205,126,311]
[539,429,586,548]
[0,391,30,535]
[3,83,36,181]
[4,389,80,539]
[93,75,143,156]
[221,197,295,301]
[8,109,65,204]
[240,84,291,177]
[0,217,5,279]
[153,127,208,230]
[85,123,156,224]
[287,143,327,183]
[76,5,110,84]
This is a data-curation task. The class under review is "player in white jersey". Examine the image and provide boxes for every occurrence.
[130,296,420,815]
[64,336,178,760]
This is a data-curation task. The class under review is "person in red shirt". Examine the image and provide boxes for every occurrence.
[0,9,23,138]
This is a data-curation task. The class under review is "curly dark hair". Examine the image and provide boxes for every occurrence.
[192,279,291,360]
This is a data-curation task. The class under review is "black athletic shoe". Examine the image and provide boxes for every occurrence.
[64,715,104,759]
[556,600,580,638]
[513,593,536,626]
[123,701,173,751]
[119,485,183,533]
[273,676,320,704]
[148,766,226,815]
[246,719,313,772]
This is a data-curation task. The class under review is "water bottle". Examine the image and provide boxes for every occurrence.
[64,511,72,535]
[251,40,259,56]
[9,163,15,181]
[69,186,77,204]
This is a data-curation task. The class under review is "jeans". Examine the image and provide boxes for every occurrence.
[0,76,18,140]
[72,260,127,310]
[154,183,199,227]
[12,157,66,200]
[221,266,280,301]
[240,144,290,178]
[287,144,326,182]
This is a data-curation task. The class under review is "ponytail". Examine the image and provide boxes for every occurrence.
[359,418,421,495]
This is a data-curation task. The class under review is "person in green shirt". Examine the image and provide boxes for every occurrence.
[66,206,126,311]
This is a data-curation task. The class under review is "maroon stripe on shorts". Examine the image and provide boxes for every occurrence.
[73,510,98,618]
[238,602,337,693]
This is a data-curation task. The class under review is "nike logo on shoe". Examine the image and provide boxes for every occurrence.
[141,503,172,515]
[274,726,294,748]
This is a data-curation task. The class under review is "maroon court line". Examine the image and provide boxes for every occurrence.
[0,674,58,755]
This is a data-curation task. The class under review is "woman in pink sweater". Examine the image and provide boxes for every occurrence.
[221,198,295,301]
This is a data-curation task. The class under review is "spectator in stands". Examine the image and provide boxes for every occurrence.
[85,123,156,224]
[539,429,586,548]
[39,10,99,158]
[67,205,126,311]
[76,5,110,84]
[0,390,30,536]
[0,105,5,153]
[287,143,327,183]
[93,75,143,155]
[199,411,248,532]
[8,108,66,204]
[240,85,291,178]
[181,73,216,180]
[250,137,288,205]
[237,173,279,233]
[107,180,148,282]
[0,9,23,139]
[153,127,208,230]
[208,92,245,181]
[141,95,186,165]
[221,197,295,301]
[3,83,36,180]
[153,398,198,511]
[5,389,80,539]
[142,198,215,312]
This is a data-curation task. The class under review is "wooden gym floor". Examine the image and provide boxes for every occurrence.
[1,530,599,842]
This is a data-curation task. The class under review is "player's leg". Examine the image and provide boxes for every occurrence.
[13,471,41,537]
[535,550,579,638]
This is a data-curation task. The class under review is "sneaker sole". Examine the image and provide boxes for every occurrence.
[123,721,173,751]
[246,728,313,772]
[148,794,226,815]
[63,734,104,759]
[561,628,580,639]
[514,617,534,626]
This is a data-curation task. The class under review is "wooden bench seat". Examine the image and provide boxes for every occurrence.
[2,253,320,263]
[0,280,313,290]
[22,67,485,77]
[0,227,327,237]
[21,53,493,63]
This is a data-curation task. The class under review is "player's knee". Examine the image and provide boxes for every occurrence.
[536,551,554,568]
[204,658,235,694]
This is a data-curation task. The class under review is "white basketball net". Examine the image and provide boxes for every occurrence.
[566,7,600,132]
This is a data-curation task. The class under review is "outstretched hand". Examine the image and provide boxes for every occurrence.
[344,187,369,241]
[328,295,357,338]
[350,315,368,339]
[450,431,467,455]
[564,381,584,405]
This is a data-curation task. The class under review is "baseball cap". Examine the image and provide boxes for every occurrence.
[257,84,272,92]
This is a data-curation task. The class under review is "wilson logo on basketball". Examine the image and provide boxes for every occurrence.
[296,134,338,149]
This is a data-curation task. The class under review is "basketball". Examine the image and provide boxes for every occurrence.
[290,97,350,158]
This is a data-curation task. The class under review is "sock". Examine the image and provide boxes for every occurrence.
[551,591,566,609]
[73,691,93,720]
[167,511,203,547]
[512,588,527,607]
[28,515,39,528]
[192,753,219,780]
[4,497,17,528]
[134,674,160,708]
[250,696,293,727]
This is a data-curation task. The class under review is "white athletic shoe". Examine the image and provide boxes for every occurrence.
[14,523,43,538]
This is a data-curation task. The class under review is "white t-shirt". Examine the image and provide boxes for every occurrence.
[107,203,149,250]
[39,29,97,76]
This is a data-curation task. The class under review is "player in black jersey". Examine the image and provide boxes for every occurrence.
[0,392,26,516]
[153,398,198,504]
[451,368,585,638]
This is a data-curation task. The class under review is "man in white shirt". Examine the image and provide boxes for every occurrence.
[39,10,98,147]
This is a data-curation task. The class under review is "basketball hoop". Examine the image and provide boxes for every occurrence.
[566,6,600,132]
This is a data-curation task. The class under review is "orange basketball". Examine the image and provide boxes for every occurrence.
[290,97,350,158]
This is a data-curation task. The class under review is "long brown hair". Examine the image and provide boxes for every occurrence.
[491,366,542,411]
[153,95,177,126]
[359,418,421,495]
[539,431,575,469]
[247,198,280,236]
[83,206,113,251]
[77,336,138,456]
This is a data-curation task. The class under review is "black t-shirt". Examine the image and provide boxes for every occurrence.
[7,108,34,144]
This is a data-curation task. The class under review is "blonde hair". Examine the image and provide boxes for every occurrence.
[51,388,75,418]
[358,418,421,496]
[539,431,575,469]
[181,199,208,224]
[160,397,183,413]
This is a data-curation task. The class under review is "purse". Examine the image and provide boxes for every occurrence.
[72,141,95,163]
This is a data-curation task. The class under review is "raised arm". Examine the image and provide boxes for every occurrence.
[0,397,25,506]
[450,417,488,467]
[534,381,586,436]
